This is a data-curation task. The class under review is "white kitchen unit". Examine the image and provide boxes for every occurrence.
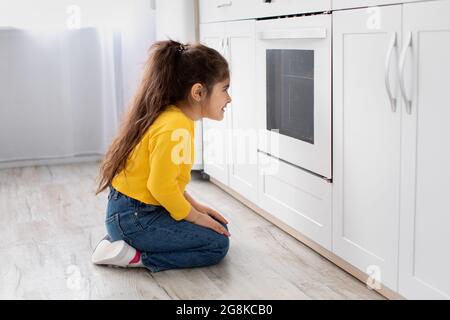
[199,0,450,300]
[200,22,230,186]
[332,0,431,10]
[199,0,251,23]
[258,152,332,250]
[226,20,258,203]
[199,0,331,24]
[200,20,259,203]
[333,0,450,298]
[333,4,403,292]
[398,0,450,300]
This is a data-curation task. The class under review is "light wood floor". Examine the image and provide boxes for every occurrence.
[0,161,384,299]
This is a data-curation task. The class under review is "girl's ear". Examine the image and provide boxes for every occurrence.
[190,83,206,103]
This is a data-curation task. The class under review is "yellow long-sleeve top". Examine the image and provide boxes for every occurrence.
[111,104,195,221]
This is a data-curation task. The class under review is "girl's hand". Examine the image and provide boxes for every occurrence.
[197,204,229,225]
[185,207,230,237]
[184,191,229,225]
[194,213,231,237]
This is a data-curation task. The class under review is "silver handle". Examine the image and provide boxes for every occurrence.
[217,1,232,8]
[399,31,413,114]
[226,37,230,61]
[258,27,327,40]
[219,37,226,56]
[226,37,231,91]
[384,32,397,112]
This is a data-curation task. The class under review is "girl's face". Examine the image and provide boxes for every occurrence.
[203,79,231,121]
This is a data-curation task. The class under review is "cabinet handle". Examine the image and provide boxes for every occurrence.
[217,1,232,8]
[384,32,398,112]
[220,38,226,57]
[399,31,413,114]
[226,37,232,97]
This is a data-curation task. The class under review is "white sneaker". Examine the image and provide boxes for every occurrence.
[91,235,143,268]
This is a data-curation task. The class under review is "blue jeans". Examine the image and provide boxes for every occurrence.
[105,186,230,272]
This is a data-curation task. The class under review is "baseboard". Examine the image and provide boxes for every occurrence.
[0,154,103,170]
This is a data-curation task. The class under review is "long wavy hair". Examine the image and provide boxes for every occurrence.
[95,39,229,195]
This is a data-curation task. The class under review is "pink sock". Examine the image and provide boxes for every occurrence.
[128,250,143,266]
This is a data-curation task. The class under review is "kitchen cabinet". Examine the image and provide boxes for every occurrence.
[199,0,250,23]
[199,22,229,186]
[200,20,258,203]
[226,21,258,203]
[332,0,431,10]
[398,0,450,300]
[333,0,450,298]
[258,152,332,250]
[332,5,402,291]
[199,0,331,24]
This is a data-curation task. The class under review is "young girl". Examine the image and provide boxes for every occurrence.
[92,40,232,272]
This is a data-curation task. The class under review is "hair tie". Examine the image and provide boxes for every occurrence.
[178,44,187,53]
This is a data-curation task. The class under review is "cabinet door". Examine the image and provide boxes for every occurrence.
[200,22,230,185]
[332,6,402,291]
[399,0,450,299]
[226,20,258,203]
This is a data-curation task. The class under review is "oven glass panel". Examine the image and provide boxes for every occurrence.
[266,49,314,144]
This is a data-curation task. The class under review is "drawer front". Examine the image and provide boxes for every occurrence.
[332,0,430,10]
[200,0,332,24]
[257,152,332,250]
[199,0,251,23]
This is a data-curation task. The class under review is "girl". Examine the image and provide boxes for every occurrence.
[92,40,232,272]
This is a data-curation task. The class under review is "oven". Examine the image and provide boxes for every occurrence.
[256,13,332,180]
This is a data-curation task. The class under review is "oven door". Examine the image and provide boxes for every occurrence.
[256,14,332,179]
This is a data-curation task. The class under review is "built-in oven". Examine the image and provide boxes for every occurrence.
[256,13,332,180]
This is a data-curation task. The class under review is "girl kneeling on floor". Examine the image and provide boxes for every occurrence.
[92,40,232,272]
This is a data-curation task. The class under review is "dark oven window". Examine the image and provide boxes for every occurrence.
[266,49,314,144]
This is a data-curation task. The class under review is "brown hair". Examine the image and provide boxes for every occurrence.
[95,39,229,195]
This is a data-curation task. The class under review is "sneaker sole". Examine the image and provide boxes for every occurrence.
[91,239,128,265]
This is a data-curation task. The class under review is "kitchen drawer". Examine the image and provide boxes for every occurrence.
[254,0,331,18]
[199,0,249,23]
[200,0,332,24]
[332,0,431,10]
[257,152,332,250]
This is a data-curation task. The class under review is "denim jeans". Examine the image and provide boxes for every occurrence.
[105,186,230,272]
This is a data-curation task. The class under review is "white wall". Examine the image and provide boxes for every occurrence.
[0,0,157,167]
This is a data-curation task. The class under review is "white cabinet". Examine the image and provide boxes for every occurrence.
[332,0,430,10]
[226,21,258,203]
[258,152,332,250]
[333,0,450,298]
[200,20,258,203]
[199,0,251,23]
[333,5,403,291]
[398,0,450,300]
[199,0,331,24]
[200,22,230,186]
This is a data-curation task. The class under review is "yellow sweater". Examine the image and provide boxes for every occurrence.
[111,104,195,221]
